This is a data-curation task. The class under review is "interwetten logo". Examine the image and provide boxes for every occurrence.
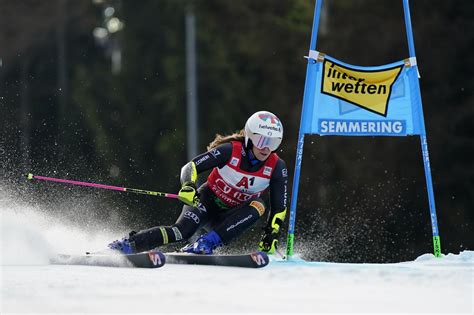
[321,60,403,117]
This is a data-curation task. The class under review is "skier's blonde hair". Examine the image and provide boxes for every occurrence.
[207,129,245,151]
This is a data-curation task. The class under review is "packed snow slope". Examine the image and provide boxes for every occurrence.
[1,201,473,314]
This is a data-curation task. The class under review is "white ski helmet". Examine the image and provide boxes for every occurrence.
[244,111,283,151]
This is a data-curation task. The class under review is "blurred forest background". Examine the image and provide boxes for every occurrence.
[1,0,472,262]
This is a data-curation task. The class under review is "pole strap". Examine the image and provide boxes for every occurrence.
[404,56,421,78]
[304,50,325,62]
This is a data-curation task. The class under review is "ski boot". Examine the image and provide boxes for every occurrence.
[108,237,136,254]
[182,230,223,254]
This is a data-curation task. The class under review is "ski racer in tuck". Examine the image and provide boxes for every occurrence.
[109,111,288,255]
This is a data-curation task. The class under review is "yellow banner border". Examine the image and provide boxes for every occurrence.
[320,59,404,117]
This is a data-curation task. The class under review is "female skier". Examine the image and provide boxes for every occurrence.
[108,110,288,255]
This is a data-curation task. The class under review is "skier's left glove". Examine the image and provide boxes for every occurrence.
[258,227,278,254]
[178,182,200,207]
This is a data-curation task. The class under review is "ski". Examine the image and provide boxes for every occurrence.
[164,251,269,268]
[50,250,166,268]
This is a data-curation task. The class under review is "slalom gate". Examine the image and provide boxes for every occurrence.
[286,0,441,258]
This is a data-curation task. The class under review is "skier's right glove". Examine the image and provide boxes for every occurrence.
[259,227,278,254]
[258,208,287,254]
[178,182,200,207]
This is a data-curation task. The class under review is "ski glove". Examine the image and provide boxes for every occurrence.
[178,181,200,207]
[258,227,278,254]
[258,208,287,254]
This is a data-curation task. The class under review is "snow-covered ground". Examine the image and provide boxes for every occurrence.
[1,199,473,314]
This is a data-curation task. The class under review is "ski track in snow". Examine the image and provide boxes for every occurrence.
[1,199,473,314]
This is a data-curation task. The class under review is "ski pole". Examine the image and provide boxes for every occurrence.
[26,173,179,199]
[274,248,287,260]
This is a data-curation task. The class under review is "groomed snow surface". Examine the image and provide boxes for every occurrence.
[1,201,473,314]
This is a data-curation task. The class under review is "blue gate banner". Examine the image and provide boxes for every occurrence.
[301,54,423,136]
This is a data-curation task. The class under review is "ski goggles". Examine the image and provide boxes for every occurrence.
[249,133,282,151]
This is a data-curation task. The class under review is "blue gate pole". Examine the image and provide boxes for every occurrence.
[402,0,442,257]
[286,0,323,258]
